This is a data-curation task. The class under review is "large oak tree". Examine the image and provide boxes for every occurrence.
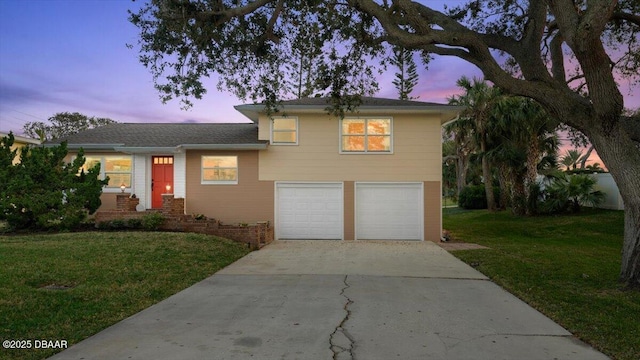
[129,0,640,286]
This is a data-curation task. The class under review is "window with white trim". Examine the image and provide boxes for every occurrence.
[271,117,298,145]
[83,155,132,188]
[341,118,392,153]
[201,156,238,184]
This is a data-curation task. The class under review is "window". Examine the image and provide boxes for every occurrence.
[153,156,173,165]
[202,156,238,184]
[83,155,132,188]
[271,117,298,145]
[341,118,392,153]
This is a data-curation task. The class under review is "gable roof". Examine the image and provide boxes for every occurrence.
[234,96,464,123]
[47,123,266,152]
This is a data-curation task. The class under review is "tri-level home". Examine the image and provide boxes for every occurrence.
[52,97,461,241]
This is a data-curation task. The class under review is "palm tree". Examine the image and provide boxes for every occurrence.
[586,163,604,172]
[561,149,582,171]
[545,173,605,213]
[448,77,502,211]
[443,117,474,198]
[492,97,559,214]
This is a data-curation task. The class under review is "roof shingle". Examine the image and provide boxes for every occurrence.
[49,123,263,148]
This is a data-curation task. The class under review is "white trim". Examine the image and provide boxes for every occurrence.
[173,153,186,198]
[270,116,299,145]
[354,182,424,241]
[133,155,147,208]
[274,182,344,240]
[339,117,394,154]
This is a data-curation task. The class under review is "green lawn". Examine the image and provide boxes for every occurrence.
[443,208,639,360]
[0,232,251,360]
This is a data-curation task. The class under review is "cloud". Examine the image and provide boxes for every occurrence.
[0,80,58,105]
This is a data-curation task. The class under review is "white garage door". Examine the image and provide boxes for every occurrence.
[276,183,343,240]
[356,183,423,240]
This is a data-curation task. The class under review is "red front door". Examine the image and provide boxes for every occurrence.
[152,156,174,209]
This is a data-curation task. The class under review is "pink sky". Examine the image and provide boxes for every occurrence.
[0,0,637,170]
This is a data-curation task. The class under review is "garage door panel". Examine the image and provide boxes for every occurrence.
[277,183,343,240]
[356,183,423,240]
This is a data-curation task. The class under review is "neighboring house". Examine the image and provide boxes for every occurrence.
[49,97,461,241]
[0,132,41,164]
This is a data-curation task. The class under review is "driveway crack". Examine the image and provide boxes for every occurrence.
[330,275,355,360]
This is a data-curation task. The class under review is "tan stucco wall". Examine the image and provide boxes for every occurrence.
[424,181,442,242]
[185,150,274,225]
[343,181,355,240]
[257,113,442,181]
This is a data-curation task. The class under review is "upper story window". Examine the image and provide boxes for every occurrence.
[83,155,132,188]
[201,156,238,184]
[271,117,298,145]
[341,118,392,153]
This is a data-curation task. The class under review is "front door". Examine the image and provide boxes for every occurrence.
[152,156,174,209]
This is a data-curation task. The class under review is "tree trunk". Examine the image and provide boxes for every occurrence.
[511,177,527,216]
[525,135,540,216]
[589,125,640,288]
[481,139,496,211]
[455,152,469,198]
[579,145,595,169]
[497,165,511,209]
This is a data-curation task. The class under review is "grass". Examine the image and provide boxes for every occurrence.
[443,208,639,360]
[0,231,251,360]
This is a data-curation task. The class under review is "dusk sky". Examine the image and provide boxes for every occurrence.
[0,0,638,139]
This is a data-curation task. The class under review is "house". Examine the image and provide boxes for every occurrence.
[50,97,462,241]
[0,132,41,164]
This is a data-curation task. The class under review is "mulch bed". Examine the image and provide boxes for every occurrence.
[437,228,489,251]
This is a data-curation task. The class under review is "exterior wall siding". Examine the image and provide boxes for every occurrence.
[424,181,441,242]
[185,150,274,225]
[133,154,147,208]
[343,181,355,240]
[257,113,442,181]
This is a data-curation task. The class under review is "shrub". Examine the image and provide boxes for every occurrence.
[126,218,142,229]
[458,185,500,210]
[96,221,111,231]
[0,133,107,231]
[141,213,165,231]
[542,174,605,214]
[109,219,127,230]
[458,185,487,209]
[193,213,207,220]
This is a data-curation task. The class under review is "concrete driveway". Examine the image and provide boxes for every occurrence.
[50,240,609,360]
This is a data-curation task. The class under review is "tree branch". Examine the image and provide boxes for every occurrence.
[612,11,640,26]
[550,31,566,82]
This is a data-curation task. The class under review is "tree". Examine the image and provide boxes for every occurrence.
[390,47,419,100]
[561,149,583,171]
[443,117,473,199]
[544,173,605,214]
[578,146,595,169]
[0,133,107,230]
[23,112,117,141]
[441,138,458,202]
[488,96,559,215]
[448,77,502,211]
[130,1,640,286]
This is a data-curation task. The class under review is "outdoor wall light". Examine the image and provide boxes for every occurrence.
[165,184,171,193]
[120,183,126,193]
